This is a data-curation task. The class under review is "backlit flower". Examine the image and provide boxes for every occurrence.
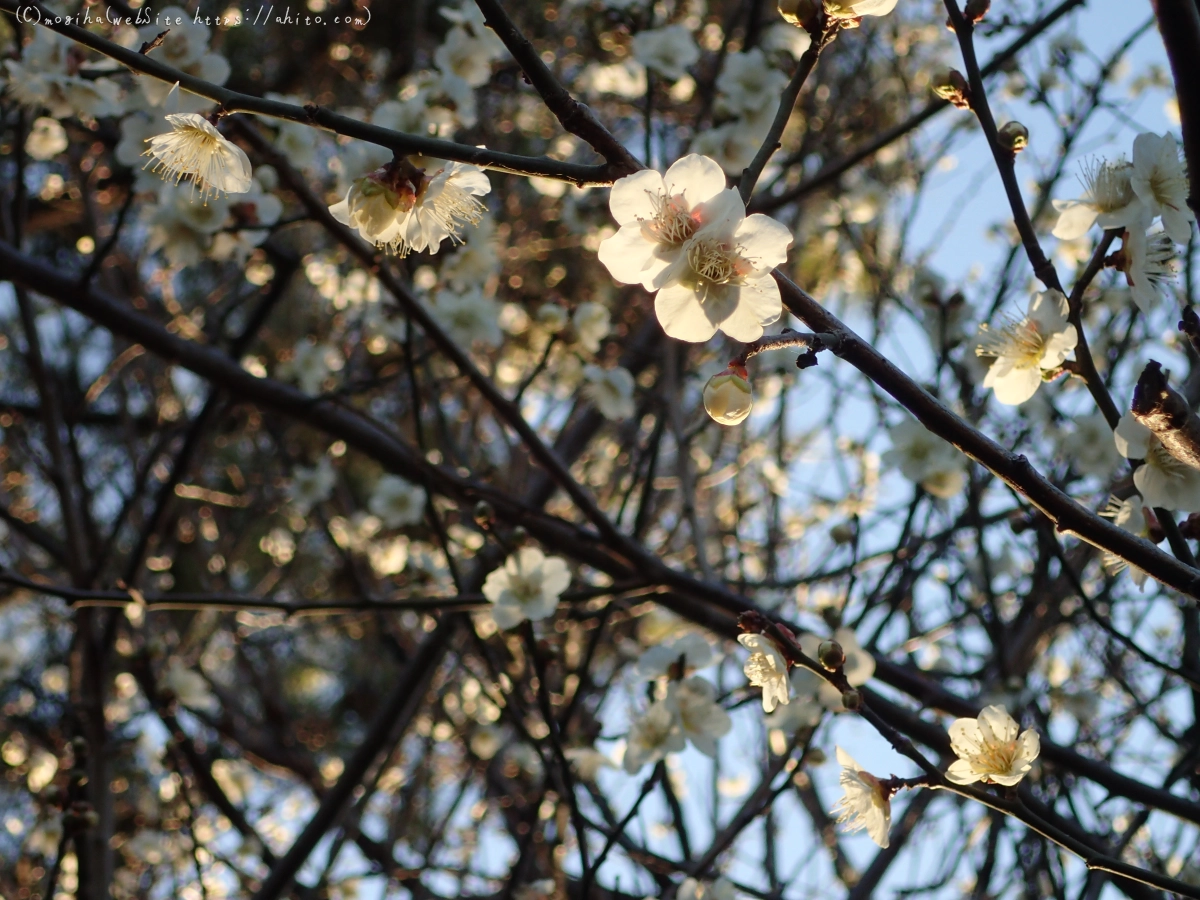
[1131,131,1194,244]
[823,0,899,19]
[430,288,502,348]
[975,289,1077,405]
[665,676,732,758]
[653,191,792,342]
[716,49,789,118]
[572,302,612,352]
[832,746,891,848]
[288,457,336,514]
[144,113,253,203]
[482,547,571,629]
[369,475,427,528]
[1099,494,1152,589]
[883,418,966,498]
[25,117,67,160]
[623,700,685,772]
[738,633,790,712]
[1124,226,1178,314]
[630,24,700,81]
[1114,412,1200,511]
[1052,158,1144,240]
[635,631,716,678]
[583,365,636,420]
[399,161,491,256]
[945,705,1039,786]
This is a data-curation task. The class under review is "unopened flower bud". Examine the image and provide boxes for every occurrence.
[703,365,754,426]
[997,121,1029,153]
[841,688,863,711]
[510,526,528,546]
[804,747,827,765]
[830,522,855,544]
[965,0,990,22]
[932,69,971,109]
[818,640,845,671]
[473,500,495,527]
[778,0,819,28]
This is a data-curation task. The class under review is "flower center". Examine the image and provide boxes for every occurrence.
[976,316,1046,367]
[1083,159,1134,213]
[646,192,700,246]
[686,237,748,285]
[1148,441,1193,480]
[976,740,1017,776]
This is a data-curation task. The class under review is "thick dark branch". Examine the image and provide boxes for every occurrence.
[0,0,616,185]
[772,272,1200,595]
[1132,360,1200,469]
[472,0,642,177]
[1154,0,1200,213]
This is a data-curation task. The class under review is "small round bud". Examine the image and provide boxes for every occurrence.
[820,606,842,629]
[804,747,827,766]
[830,522,855,544]
[964,0,990,22]
[841,688,863,711]
[818,640,845,671]
[931,69,971,109]
[473,500,495,527]
[510,526,528,546]
[997,121,1029,153]
[704,365,754,426]
[778,0,818,28]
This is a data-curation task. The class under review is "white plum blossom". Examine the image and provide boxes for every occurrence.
[635,631,716,679]
[288,457,337,515]
[598,154,728,291]
[1052,158,1144,241]
[162,659,219,713]
[330,160,491,257]
[143,114,253,203]
[630,25,700,81]
[279,340,344,395]
[209,174,284,263]
[431,288,502,348]
[145,184,231,266]
[598,154,791,342]
[946,705,1039,786]
[25,117,67,161]
[883,418,966,499]
[678,878,742,900]
[716,49,790,119]
[653,191,792,343]
[623,700,685,772]
[572,302,612,352]
[666,676,732,757]
[577,61,648,99]
[1100,495,1153,589]
[738,633,790,712]
[536,304,569,333]
[582,365,636,420]
[1114,412,1200,511]
[1062,412,1121,478]
[369,475,427,528]
[703,366,754,426]
[975,290,1077,405]
[483,547,571,629]
[690,121,766,175]
[564,746,617,780]
[434,24,506,88]
[823,0,899,19]
[1131,131,1194,244]
[136,8,230,113]
[3,28,123,119]
[764,667,825,733]
[832,747,891,848]
[1124,226,1178,314]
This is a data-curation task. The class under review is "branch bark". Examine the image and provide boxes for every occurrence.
[1132,359,1200,469]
